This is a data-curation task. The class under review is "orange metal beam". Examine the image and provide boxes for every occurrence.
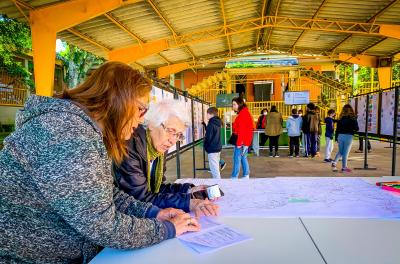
[157,62,191,78]
[108,39,169,63]
[378,67,392,89]
[30,0,124,32]
[265,0,281,50]
[256,0,268,49]
[29,0,126,96]
[291,0,327,53]
[330,0,399,53]
[338,53,377,68]
[104,12,144,44]
[146,0,196,61]
[167,16,400,51]
[219,0,232,56]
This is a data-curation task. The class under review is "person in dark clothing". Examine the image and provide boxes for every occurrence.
[302,103,320,158]
[331,104,359,173]
[315,106,322,155]
[355,134,372,153]
[204,107,224,178]
[324,109,336,162]
[114,100,219,217]
[256,108,269,147]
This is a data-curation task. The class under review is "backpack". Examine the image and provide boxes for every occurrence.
[310,114,319,134]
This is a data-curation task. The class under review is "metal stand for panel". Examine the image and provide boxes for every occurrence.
[355,94,377,171]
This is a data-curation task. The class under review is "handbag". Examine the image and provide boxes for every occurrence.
[228,133,238,145]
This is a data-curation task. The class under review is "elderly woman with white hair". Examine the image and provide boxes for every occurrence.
[114,99,219,217]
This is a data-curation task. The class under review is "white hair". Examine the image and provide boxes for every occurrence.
[145,99,191,128]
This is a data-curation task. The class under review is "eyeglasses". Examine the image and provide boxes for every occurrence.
[161,123,185,142]
[136,100,149,118]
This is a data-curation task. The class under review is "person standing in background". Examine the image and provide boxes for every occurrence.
[324,109,336,162]
[265,105,283,158]
[231,97,254,179]
[286,109,303,158]
[204,107,224,179]
[331,104,359,173]
[314,106,322,157]
[256,108,269,147]
[302,103,320,158]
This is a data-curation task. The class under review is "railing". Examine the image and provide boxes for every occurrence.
[0,69,29,107]
[0,87,28,106]
[246,101,328,121]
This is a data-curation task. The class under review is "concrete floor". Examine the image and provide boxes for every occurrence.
[166,140,400,182]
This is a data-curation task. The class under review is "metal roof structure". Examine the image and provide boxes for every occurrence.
[2,0,400,71]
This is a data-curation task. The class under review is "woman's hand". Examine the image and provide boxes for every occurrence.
[190,185,208,194]
[190,199,220,218]
[156,208,185,221]
[168,213,201,236]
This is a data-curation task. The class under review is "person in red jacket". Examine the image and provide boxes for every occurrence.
[231,97,255,179]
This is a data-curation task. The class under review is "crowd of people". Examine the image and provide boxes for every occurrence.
[202,100,361,179]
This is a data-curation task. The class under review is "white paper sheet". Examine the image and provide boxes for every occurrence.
[178,217,251,254]
[176,178,400,218]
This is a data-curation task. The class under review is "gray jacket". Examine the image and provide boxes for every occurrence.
[0,95,174,264]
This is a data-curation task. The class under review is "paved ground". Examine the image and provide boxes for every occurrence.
[166,140,400,182]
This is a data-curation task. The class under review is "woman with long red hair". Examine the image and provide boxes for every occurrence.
[0,62,199,263]
[230,97,255,179]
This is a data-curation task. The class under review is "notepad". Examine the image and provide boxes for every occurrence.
[178,217,252,254]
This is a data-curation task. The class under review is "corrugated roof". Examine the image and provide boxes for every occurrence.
[1,0,400,70]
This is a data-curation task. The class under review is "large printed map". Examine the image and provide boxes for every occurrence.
[176,178,400,218]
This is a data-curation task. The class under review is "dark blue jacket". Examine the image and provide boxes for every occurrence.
[204,116,222,154]
[325,117,335,139]
[114,125,194,212]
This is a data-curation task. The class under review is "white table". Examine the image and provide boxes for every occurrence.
[90,177,400,264]
[301,218,400,264]
[90,217,325,264]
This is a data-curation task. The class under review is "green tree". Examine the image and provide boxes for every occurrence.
[57,42,104,88]
[0,14,33,89]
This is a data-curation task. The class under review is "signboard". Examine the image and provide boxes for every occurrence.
[225,55,298,68]
[284,91,310,105]
[216,93,239,108]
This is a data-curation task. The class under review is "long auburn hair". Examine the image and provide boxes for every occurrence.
[339,104,356,119]
[58,61,151,164]
[232,97,247,113]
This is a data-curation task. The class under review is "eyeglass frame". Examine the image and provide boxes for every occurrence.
[136,100,149,118]
[160,123,185,142]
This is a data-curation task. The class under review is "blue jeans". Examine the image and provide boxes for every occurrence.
[333,134,354,168]
[231,146,250,178]
[304,133,317,156]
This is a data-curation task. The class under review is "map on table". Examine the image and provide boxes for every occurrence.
[176,178,400,218]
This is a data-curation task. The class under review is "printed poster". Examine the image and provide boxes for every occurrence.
[368,94,378,134]
[357,95,367,132]
[380,90,399,137]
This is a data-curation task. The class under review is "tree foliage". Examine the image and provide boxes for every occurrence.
[0,14,33,89]
[57,42,104,88]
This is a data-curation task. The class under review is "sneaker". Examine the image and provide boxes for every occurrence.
[323,159,331,163]
[331,163,338,172]
[295,155,300,158]
[288,155,294,158]
[269,152,274,157]
[241,175,250,179]
[220,162,226,171]
[341,168,352,173]
[274,153,280,158]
